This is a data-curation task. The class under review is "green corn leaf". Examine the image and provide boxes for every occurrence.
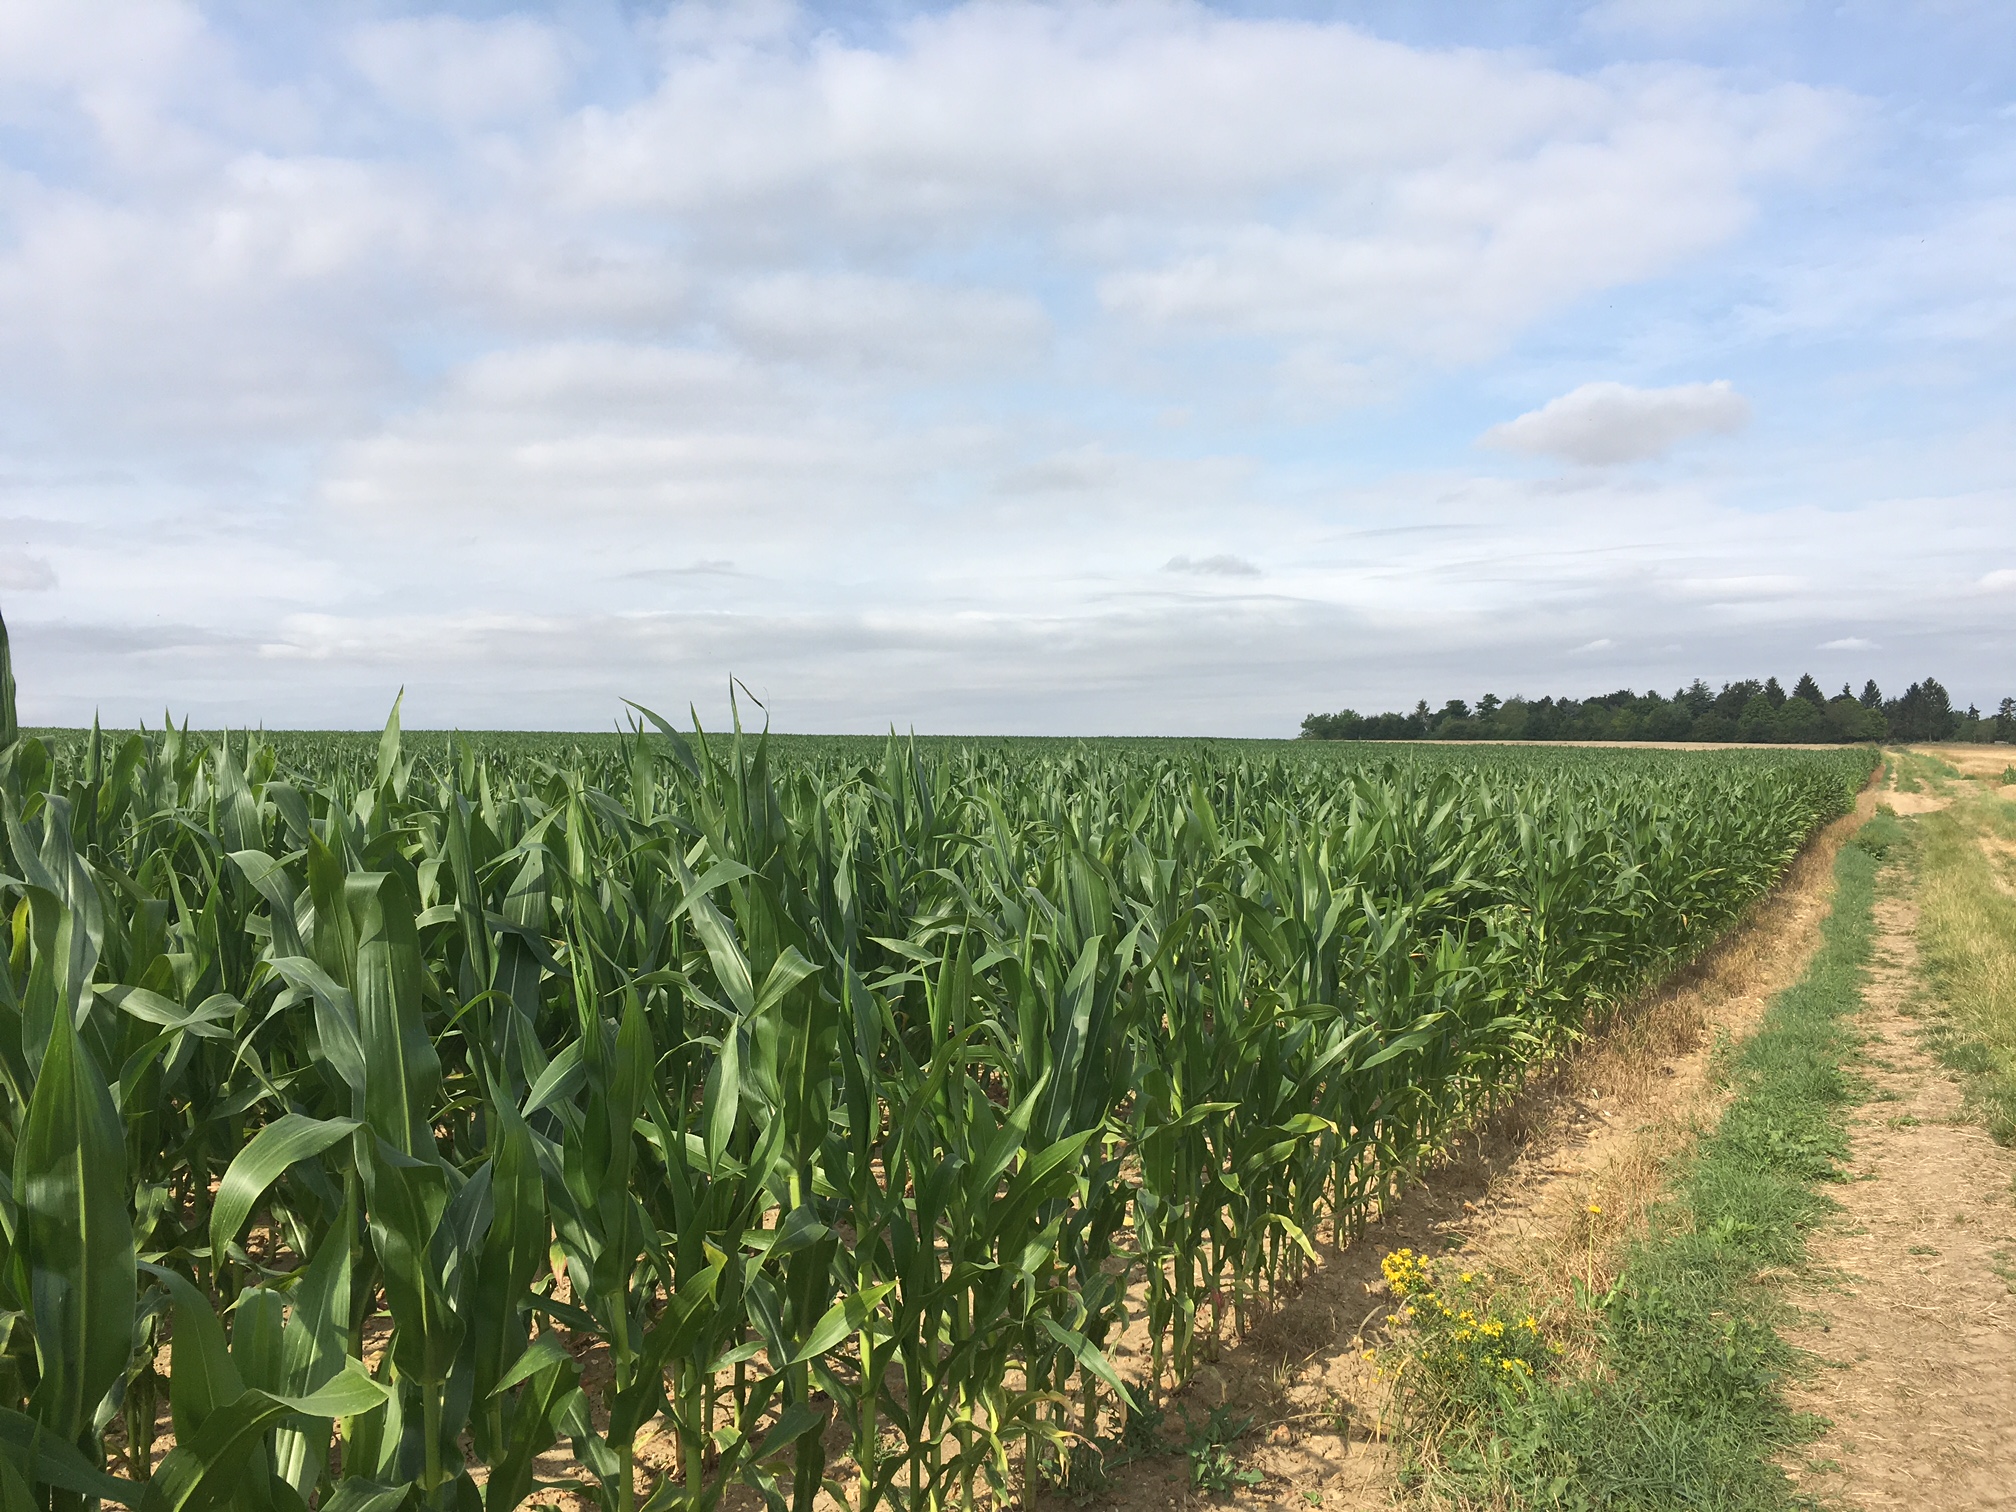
[274,1200,354,1499]
[227,850,305,960]
[209,1113,361,1265]
[140,1361,389,1512]
[469,1096,547,1419]
[1037,1318,1135,1411]
[0,606,15,749]
[345,872,439,1155]
[488,1334,571,1397]
[303,833,356,990]
[788,1280,896,1367]
[480,1345,579,1512]
[621,700,700,779]
[520,1039,582,1116]
[0,1446,38,1512]
[704,1028,740,1171]
[138,1264,241,1442]
[358,1136,460,1387]
[1358,1024,1446,1072]
[230,1287,286,1395]
[0,1408,138,1504]
[97,986,236,1039]
[374,689,404,794]
[316,1479,412,1512]
[212,741,263,856]
[14,998,134,1444]
[266,956,365,1097]
[751,946,819,1019]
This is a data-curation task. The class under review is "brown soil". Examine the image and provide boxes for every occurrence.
[1880,792,1951,816]
[1780,865,2016,1507]
[1035,782,1884,1512]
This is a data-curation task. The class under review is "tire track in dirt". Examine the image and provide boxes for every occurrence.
[1783,868,2016,1509]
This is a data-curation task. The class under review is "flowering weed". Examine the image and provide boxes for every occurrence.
[1374,1249,1557,1433]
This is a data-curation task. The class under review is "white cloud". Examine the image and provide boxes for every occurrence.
[319,341,912,519]
[1164,554,1261,578]
[1674,573,1802,600]
[719,274,1049,372]
[1819,637,1876,650]
[8,473,2013,732]
[563,4,1842,359]
[1979,568,2016,591]
[1482,380,1751,465]
[0,2,2007,734]
[346,16,577,126]
[0,552,56,591]
[0,0,1848,464]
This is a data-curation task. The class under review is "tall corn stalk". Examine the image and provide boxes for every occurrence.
[0,666,1872,1512]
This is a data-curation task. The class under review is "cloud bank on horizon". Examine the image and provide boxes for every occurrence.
[0,0,2011,734]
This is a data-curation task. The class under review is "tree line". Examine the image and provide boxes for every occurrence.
[1302,675,2015,744]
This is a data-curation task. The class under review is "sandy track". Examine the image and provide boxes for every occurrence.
[1782,850,2016,1506]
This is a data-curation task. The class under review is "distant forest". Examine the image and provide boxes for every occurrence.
[1301,676,2015,744]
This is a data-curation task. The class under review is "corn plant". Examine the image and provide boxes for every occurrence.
[0,605,1874,1512]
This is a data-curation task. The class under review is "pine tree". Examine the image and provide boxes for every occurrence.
[1791,673,1825,707]
[1860,679,1883,708]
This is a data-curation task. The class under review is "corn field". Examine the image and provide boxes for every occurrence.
[0,662,1872,1512]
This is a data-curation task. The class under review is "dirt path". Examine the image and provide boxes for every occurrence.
[1052,783,1883,1512]
[1783,859,2016,1507]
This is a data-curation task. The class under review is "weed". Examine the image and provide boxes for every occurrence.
[1909,793,2016,1142]
[1380,813,1883,1508]
[1184,1406,1262,1495]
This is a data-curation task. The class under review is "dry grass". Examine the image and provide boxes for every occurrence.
[1903,753,2016,1142]
[1450,780,1881,1351]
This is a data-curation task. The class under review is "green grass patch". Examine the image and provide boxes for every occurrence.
[1386,814,1892,1509]
[1910,794,2016,1143]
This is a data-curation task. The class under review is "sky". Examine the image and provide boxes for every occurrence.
[1,0,2012,735]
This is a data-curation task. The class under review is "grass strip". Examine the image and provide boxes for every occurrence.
[1388,810,1899,1510]
[1909,787,2016,1143]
